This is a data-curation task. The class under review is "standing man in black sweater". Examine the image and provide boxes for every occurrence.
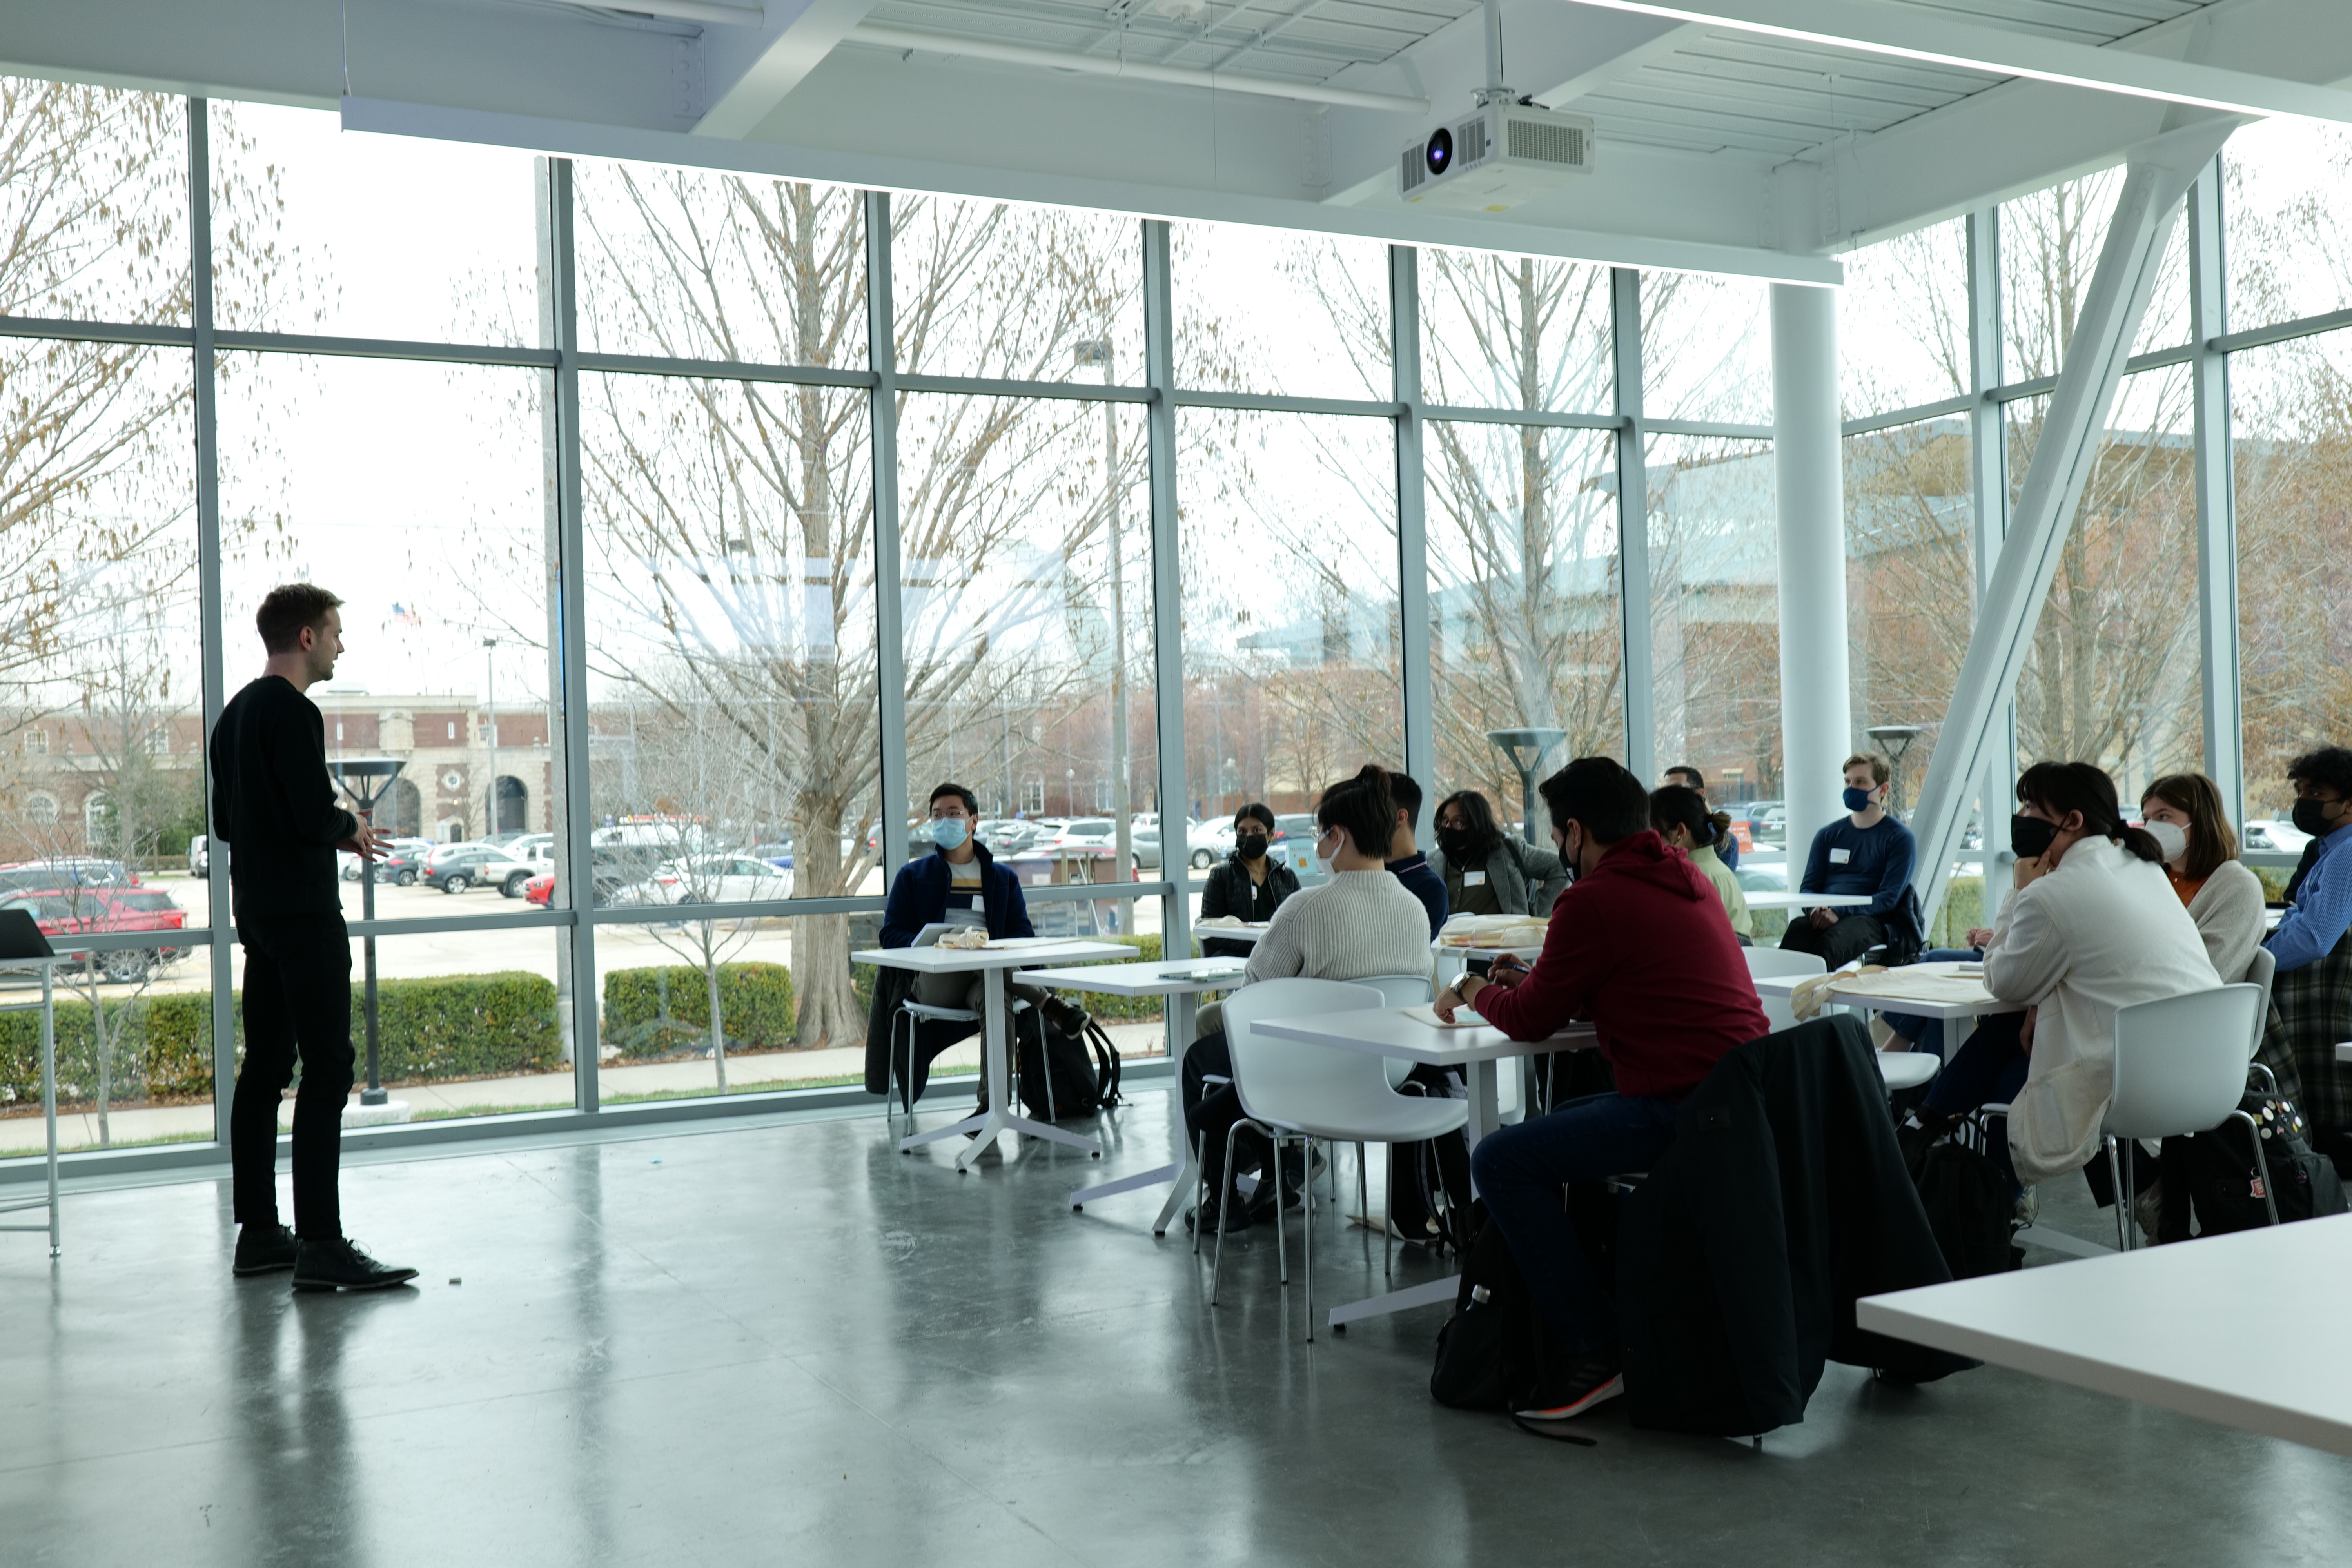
[213,584,417,1291]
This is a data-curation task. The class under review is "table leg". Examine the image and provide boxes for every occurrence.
[42,966,56,1256]
[1327,1054,1509,1333]
[950,966,1102,1170]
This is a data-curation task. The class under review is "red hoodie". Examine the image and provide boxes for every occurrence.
[1474,829,1768,1102]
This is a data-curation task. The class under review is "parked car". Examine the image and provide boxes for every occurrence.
[523,848,643,909]
[421,841,541,896]
[188,834,210,878]
[339,846,424,886]
[2244,820,2313,855]
[524,870,554,907]
[1735,802,1788,848]
[612,853,793,907]
[747,840,795,869]
[977,820,1048,856]
[0,886,188,981]
[0,858,134,891]
[1732,863,1789,894]
[1050,818,1116,853]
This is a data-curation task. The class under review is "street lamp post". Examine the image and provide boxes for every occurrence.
[482,637,499,837]
[1486,728,1569,846]
[1867,724,1924,818]
[329,757,407,1118]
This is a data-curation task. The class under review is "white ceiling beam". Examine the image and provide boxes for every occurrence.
[838,26,1428,113]
[694,0,883,138]
[1533,19,1703,109]
[1560,0,2352,126]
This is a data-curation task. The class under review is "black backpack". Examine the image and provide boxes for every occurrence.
[2159,1090,2349,1239]
[1014,996,1122,1121]
[1906,1135,2023,1280]
[1430,1196,1616,1444]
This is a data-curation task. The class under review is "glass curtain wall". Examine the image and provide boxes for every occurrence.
[22,79,2352,1160]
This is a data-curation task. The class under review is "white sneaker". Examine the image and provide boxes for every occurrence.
[2011,1186,2039,1228]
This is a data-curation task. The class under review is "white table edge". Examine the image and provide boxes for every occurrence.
[1253,1013,1595,1063]
[1854,1293,2352,1461]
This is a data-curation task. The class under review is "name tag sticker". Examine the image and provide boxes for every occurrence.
[1828,848,1852,865]
[1464,870,1487,887]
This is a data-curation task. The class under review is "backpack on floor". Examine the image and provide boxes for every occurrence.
[1015,997,1121,1121]
[1907,1136,2022,1280]
[1387,1066,1475,1251]
[1431,1209,1566,1412]
[2160,1091,2348,1239]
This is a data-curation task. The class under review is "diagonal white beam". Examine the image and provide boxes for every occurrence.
[695,0,883,139]
[1534,20,1704,108]
[1560,0,2352,126]
[1906,118,2237,926]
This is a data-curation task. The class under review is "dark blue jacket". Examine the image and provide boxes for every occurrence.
[881,842,1033,947]
[1387,850,1450,940]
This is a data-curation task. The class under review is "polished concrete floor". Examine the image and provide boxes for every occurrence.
[3,1090,2348,1568]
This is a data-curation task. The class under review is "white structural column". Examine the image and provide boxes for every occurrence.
[1909,120,2237,923]
[1392,246,1436,809]
[1966,207,2016,914]
[2188,157,2245,827]
[1771,281,1852,845]
[189,99,237,1139]
[1142,221,1190,1034]
[1612,269,1655,782]
[866,191,911,887]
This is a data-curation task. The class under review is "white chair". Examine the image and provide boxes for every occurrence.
[2102,985,2275,1249]
[1353,973,1435,1250]
[890,996,1041,1132]
[1212,978,1469,1339]
[2244,945,2280,1097]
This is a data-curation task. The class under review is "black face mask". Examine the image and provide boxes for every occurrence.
[2292,798,2341,839]
[1435,827,1476,863]
[1236,833,1268,861]
[2010,813,2057,860]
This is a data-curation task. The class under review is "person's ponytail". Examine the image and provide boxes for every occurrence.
[1707,810,1733,855]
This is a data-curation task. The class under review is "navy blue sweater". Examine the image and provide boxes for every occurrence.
[1387,851,1449,940]
[1798,815,1916,918]
[880,843,1034,947]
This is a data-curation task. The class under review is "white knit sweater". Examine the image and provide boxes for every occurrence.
[1243,869,1432,987]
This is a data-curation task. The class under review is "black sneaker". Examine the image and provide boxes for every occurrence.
[1517,1351,1624,1421]
[292,1237,419,1293]
[232,1222,300,1277]
[1184,1196,1252,1235]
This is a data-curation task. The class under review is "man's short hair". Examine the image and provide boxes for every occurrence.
[2287,746,2352,800]
[928,781,978,816]
[1537,756,1650,846]
[1665,764,1704,790]
[1375,766,1423,822]
[1234,802,1275,832]
[1843,752,1892,788]
[256,584,342,654]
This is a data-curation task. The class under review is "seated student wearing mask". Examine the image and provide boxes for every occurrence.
[1178,766,1432,1234]
[1427,789,1568,918]
[2262,746,2352,1152]
[1900,763,2219,1210]
[1662,764,1739,871]
[1649,784,1752,943]
[1379,768,1449,940]
[1434,757,1768,1423]
[1197,802,1298,959]
[881,781,1043,1039]
[1781,752,1917,969]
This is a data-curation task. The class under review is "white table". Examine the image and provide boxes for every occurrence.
[1027,956,1256,1224]
[2334,1042,2352,1066]
[1254,1006,1597,1332]
[856,940,1131,1172]
[1858,1213,2352,1459]
[0,953,76,1256]
[1740,891,1880,911]
[1193,924,1267,947]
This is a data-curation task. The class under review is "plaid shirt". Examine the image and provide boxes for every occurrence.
[2264,928,2352,1131]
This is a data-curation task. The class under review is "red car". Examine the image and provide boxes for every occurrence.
[524,871,554,907]
[0,887,188,981]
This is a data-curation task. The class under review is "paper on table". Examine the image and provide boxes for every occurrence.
[980,936,1093,950]
[1830,967,1998,1005]
[1403,1004,1486,1030]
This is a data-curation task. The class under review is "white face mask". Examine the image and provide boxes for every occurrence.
[1313,828,1339,878]
[2143,819,2189,864]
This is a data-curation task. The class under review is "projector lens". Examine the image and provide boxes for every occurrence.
[1425,127,1452,176]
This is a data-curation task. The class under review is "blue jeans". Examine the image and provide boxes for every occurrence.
[1468,1091,1679,1354]
[1883,947,1984,1060]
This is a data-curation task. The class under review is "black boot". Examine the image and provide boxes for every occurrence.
[292,1236,419,1293]
[233,1222,299,1277]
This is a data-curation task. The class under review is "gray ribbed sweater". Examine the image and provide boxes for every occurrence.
[1242,869,1432,987]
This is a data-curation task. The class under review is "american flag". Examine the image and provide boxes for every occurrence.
[390,603,423,627]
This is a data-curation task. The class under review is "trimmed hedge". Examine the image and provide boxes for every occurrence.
[603,963,796,1058]
[0,971,562,1110]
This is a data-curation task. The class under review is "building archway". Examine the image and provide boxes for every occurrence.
[387,777,423,837]
[494,775,528,833]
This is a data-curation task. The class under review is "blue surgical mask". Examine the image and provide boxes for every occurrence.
[931,817,969,850]
[1843,786,1876,813]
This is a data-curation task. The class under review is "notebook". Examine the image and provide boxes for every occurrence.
[1403,1004,1485,1030]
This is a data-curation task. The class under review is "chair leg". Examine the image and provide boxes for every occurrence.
[1041,1010,1058,1124]
[1212,1121,1245,1305]
[1192,1130,1207,1258]
[2229,1109,2283,1228]
[1303,1136,1315,1343]
[1269,1129,1289,1289]
[2106,1138,2131,1251]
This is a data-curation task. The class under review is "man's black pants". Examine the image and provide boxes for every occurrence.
[231,915,355,1241]
[1181,1031,1272,1201]
[1779,911,1889,970]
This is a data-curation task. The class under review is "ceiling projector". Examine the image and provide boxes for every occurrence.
[1399,100,1595,211]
